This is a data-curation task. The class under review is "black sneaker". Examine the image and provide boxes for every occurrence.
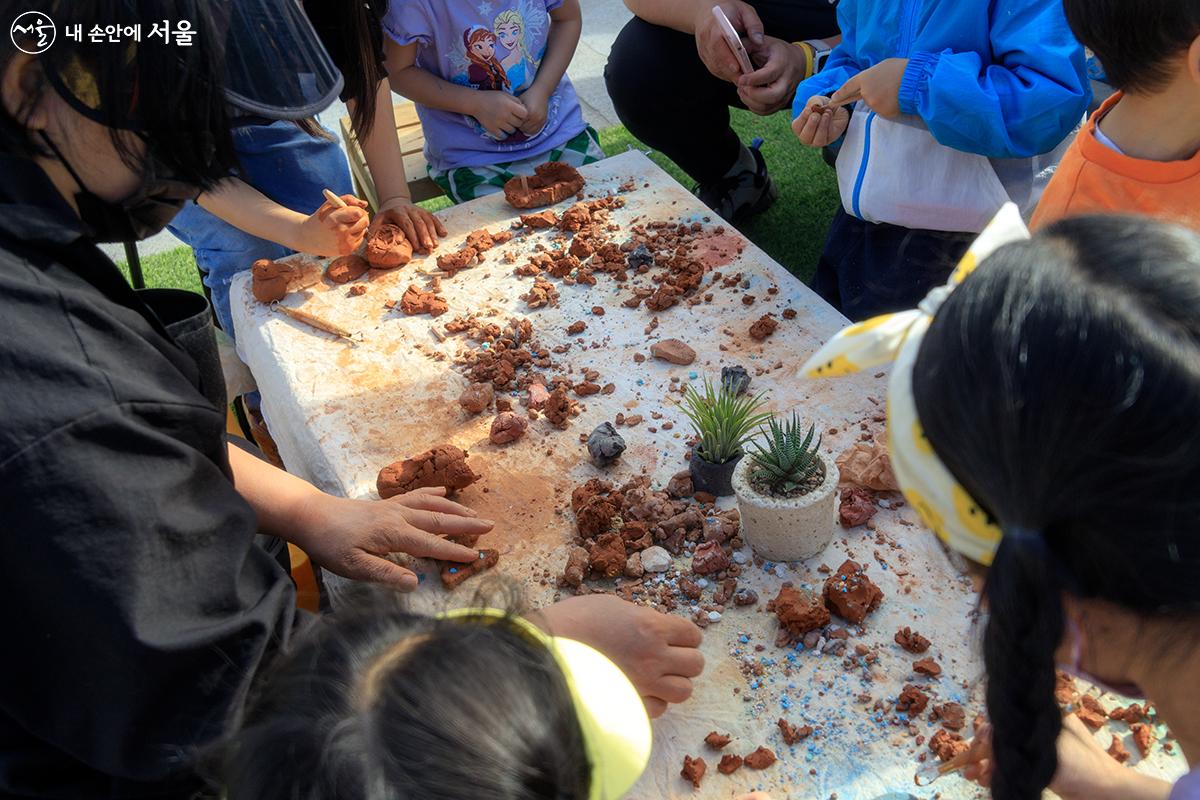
[695,141,780,223]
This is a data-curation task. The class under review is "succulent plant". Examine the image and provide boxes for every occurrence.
[681,378,772,465]
[748,413,824,495]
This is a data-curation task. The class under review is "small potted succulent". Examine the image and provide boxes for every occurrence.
[681,378,772,497]
[732,413,839,561]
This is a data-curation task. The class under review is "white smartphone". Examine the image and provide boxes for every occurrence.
[711,5,754,75]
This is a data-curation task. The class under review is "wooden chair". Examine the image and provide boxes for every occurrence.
[339,100,444,209]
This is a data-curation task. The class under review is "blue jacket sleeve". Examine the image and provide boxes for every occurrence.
[792,0,862,119]
[896,0,1089,158]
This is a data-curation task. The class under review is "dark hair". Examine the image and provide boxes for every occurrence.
[1064,0,1200,92]
[1,0,239,188]
[912,215,1200,800]
[302,0,389,137]
[222,585,591,800]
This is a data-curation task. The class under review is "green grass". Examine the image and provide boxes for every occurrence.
[123,112,838,290]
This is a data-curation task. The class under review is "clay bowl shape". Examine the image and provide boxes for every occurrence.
[689,446,742,498]
[732,454,839,562]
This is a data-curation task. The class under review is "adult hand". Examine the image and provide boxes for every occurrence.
[537,594,705,717]
[694,0,764,83]
[792,95,850,147]
[471,90,529,139]
[293,487,495,592]
[518,85,551,137]
[737,36,806,115]
[369,196,446,254]
[299,193,369,256]
[829,58,909,119]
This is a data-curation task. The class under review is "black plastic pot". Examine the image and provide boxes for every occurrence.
[689,447,742,497]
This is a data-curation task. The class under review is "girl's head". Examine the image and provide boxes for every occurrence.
[465,27,499,62]
[223,588,651,800]
[910,216,1200,798]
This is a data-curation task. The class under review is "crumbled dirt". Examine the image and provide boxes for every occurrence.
[734,588,758,606]
[1107,736,1131,763]
[440,549,499,589]
[749,314,778,341]
[1076,695,1108,729]
[1055,670,1080,706]
[681,755,706,789]
[1109,703,1151,724]
[666,470,694,499]
[650,338,697,365]
[458,382,494,415]
[837,442,899,491]
[365,222,413,269]
[743,747,776,770]
[567,320,586,335]
[896,684,930,716]
[913,657,942,677]
[348,284,367,297]
[489,412,529,445]
[569,237,594,259]
[838,487,878,528]
[929,730,969,762]
[464,228,510,253]
[823,560,884,624]
[778,719,813,745]
[705,732,732,750]
[895,627,931,654]
[559,202,592,232]
[770,586,832,642]
[691,541,730,574]
[326,254,370,284]
[521,277,559,309]
[504,162,586,209]
[1131,724,1155,758]
[588,532,628,579]
[376,445,480,498]
[251,258,292,303]
[561,546,589,587]
[718,755,743,775]
[437,247,478,275]
[933,702,966,731]
[399,284,448,317]
[520,210,559,229]
[444,316,548,393]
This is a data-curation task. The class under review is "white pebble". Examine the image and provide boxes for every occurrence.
[641,546,672,573]
[707,611,723,622]
[774,564,787,578]
[697,578,710,588]
[732,551,749,565]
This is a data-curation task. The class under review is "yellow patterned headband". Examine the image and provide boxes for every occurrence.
[801,204,1031,566]
[438,608,652,800]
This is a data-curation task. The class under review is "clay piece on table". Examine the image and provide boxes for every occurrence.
[894,627,931,654]
[836,442,900,492]
[365,222,414,269]
[838,486,878,528]
[624,552,644,579]
[400,284,448,317]
[587,532,628,580]
[743,747,776,770]
[733,588,759,606]
[377,445,480,498]
[325,254,370,284]
[778,719,813,745]
[718,755,743,775]
[520,210,559,229]
[895,684,930,716]
[822,559,884,624]
[929,730,969,762]
[576,495,618,539]
[770,586,831,639]
[558,202,592,232]
[666,470,694,499]
[561,545,589,587]
[1109,703,1151,725]
[543,387,574,427]
[528,383,551,409]
[489,412,529,445]
[721,365,751,396]
[587,422,626,467]
[1055,670,1081,706]
[251,258,292,303]
[567,320,587,335]
[913,657,942,678]
[1131,724,1155,758]
[933,702,966,731]
[503,162,586,209]
[464,228,498,252]
[704,732,732,750]
[627,243,655,269]
[650,338,697,366]
[680,756,706,790]
[749,314,778,341]
[458,382,494,415]
[436,247,478,275]
[641,545,672,574]
[1076,695,1108,729]
[691,541,730,575]
[521,277,559,309]
[440,549,500,589]
[1107,736,1131,764]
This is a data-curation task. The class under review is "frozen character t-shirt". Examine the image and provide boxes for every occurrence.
[385,0,589,172]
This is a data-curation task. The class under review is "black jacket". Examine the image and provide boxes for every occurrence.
[0,156,301,798]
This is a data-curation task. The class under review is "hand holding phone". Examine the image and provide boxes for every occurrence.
[711,6,754,76]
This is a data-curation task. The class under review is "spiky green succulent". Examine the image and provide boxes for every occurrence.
[681,378,772,465]
[748,413,824,495]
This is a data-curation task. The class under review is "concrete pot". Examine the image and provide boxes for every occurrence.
[732,454,839,562]
[689,447,742,497]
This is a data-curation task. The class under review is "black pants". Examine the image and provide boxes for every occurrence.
[605,2,839,186]
[813,209,975,322]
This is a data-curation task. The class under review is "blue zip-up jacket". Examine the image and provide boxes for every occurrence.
[792,0,1090,160]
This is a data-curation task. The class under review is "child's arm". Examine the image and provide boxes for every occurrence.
[385,38,528,139]
[518,0,582,135]
[893,0,1089,158]
[352,77,446,253]
[197,180,369,257]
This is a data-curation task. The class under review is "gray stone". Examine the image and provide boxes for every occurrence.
[641,545,672,573]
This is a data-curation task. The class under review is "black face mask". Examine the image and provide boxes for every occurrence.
[40,132,201,243]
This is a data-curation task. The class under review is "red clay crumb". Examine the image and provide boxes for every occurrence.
[896,684,930,716]
[823,559,884,624]
[458,382,494,414]
[347,284,367,297]
[650,338,697,365]
[691,541,730,575]
[782,308,798,320]
[704,732,732,749]
[1131,723,1154,758]
[567,320,586,335]
[588,532,627,579]
[326,254,370,284]
[1109,703,1151,724]
[544,387,575,427]
[377,445,480,498]
[895,627,931,654]
[778,719,813,745]
[681,755,706,789]
[1055,670,1080,706]
[489,411,529,445]
[838,487,877,528]
[400,284,448,317]
[718,755,743,775]
[913,657,942,678]
[770,586,831,640]
[1107,736,1131,764]
[558,202,592,232]
[521,277,559,309]
[436,247,478,274]
[561,546,589,587]
[929,730,969,762]
[591,306,606,315]
[743,747,776,770]
[933,702,966,731]
[439,549,499,589]
[1076,695,1108,729]
[365,222,413,269]
[749,315,778,341]
[519,210,559,229]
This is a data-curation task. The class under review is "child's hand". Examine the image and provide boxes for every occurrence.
[792,96,850,147]
[370,197,447,254]
[298,194,370,256]
[829,58,909,119]
[518,86,550,137]
[471,90,529,139]
[537,595,705,718]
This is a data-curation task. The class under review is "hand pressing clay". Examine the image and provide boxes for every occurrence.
[325,253,370,284]
[251,258,292,303]
[440,549,499,589]
[721,364,751,396]
[400,284,448,317]
[377,445,480,498]
[823,559,884,624]
[770,586,831,637]
[587,422,626,467]
[503,162,585,209]
[458,382,494,415]
[650,338,696,365]
[680,756,706,789]
[743,747,776,770]
[749,314,778,341]
[489,411,529,445]
[365,222,413,269]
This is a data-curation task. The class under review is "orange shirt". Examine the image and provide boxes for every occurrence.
[1032,93,1200,231]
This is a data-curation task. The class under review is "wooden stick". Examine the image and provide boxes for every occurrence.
[520,175,529,194]
[274,304,357,342]
[322,189,348,208]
